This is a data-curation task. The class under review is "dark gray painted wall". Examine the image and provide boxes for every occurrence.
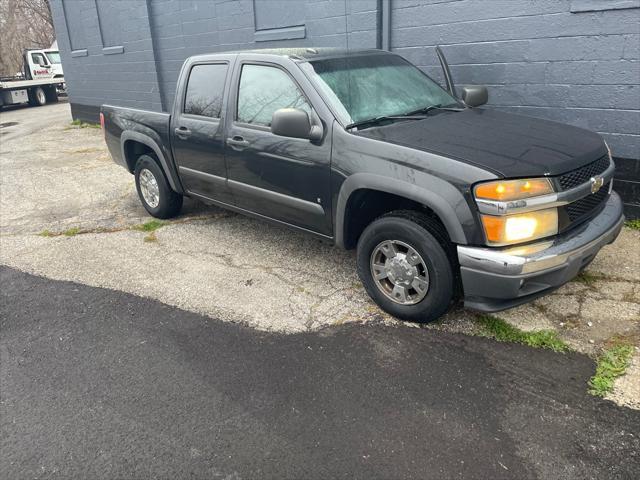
[50,0,639,213]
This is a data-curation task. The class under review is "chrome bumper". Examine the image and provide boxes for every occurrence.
[457,192,624,312]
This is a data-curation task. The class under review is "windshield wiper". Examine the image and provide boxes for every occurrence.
[346,103,466,131]
[405,103,465,116]
[345,115,427,131]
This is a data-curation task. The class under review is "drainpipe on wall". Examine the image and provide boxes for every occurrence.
[145,0,166,112]
[379,0,392,51]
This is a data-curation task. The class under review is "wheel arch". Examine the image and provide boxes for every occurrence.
[120,131,183,193]
[335,173,468,249]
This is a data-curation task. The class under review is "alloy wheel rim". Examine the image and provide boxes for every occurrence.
[139,168,160,208]
[370,240,430,305]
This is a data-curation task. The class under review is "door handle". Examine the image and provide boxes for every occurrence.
[227,136,250,149]
[175,126,191,139]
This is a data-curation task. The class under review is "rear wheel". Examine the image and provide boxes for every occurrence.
[356,210,455,323]
[29,87,47,106]
[134,154,183,219]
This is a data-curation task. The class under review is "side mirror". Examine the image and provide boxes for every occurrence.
[271,108,322,141]
[460,86,488,107]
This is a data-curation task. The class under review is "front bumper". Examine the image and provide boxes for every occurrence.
[457,192,624,312]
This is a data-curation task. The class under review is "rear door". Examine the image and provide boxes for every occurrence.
[171,59,233,203]
[224,58,333,236]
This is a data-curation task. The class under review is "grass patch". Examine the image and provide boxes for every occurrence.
[132,220,166,232]
[476,315,570,352]
[573,271,599,286]
[66,120,100,129]
[39,227,82,237]
[63,227,81,237]
[37,220,168,238]
[588,343,635,397]
[625,219,640,231]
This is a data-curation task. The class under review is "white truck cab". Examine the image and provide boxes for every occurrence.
[25,49,64,80]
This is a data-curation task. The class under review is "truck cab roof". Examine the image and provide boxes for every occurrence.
[188,48,388,63]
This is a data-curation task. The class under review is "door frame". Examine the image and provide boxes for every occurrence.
[222,53,337,237]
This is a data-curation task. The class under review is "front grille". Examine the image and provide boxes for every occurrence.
[558,155,610,191]
[566,186,609,221]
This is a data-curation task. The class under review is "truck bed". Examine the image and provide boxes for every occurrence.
[0,77,65,90]
[101,104,174,174]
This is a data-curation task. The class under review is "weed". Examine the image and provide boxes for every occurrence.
[476,315,570,352]
[625,219,640,231]
[573,271,599,286]
[67,120,100,129]
[132,220,166,232]
[588,343,635,397]
[63,227,81,237]
[39,230,54,237]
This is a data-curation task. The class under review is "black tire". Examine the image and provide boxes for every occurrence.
[356,210,455,323]
[29,87,47,106]
[44,85,59,103]
[134,154,183,219]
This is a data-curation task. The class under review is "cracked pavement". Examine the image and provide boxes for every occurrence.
[1,102,638,408]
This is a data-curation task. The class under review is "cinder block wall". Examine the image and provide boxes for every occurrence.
[390,0,639,212]
[50,0,163,117]
[50,0,639,215]
[50,0,379,114]
[147,0,378,110]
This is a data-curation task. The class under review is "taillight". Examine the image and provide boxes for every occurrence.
[99,112,105,130]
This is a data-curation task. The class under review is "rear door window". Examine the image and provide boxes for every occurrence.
[184,64,228,118]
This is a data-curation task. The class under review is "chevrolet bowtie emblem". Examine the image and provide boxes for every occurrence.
[590,176,604,194]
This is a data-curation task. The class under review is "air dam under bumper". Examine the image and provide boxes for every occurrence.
[457,192,624,312]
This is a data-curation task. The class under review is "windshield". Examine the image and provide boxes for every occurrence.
[45,51,61,64]
[303,53,459,125]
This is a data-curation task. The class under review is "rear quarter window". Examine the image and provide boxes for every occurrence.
[184,63,228,118]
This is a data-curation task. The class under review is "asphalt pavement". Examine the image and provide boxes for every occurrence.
[1,266,638,479]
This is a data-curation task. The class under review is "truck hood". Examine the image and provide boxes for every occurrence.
[357,108,607,178]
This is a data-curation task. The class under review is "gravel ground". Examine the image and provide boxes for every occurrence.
[1,102,638,408]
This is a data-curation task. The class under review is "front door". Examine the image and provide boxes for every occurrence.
[224,62,332,236]
[171,62,233,203]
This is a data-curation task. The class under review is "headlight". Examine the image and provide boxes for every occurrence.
[480,208,558,245]
[474,178,554,202]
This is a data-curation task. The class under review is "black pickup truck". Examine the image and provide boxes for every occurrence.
[102,48,624,322]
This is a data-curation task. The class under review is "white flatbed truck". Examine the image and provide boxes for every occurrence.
[0,76,64,108]
[1,48,65,108]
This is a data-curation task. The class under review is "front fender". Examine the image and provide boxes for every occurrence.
[335,172,472,248]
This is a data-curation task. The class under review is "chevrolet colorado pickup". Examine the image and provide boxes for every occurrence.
[102,48,624,322]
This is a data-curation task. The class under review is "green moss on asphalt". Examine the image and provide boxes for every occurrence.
[573,271,600,286]
[39,227,82,237]
[63,227,81,237]
[476,315,570,352]
[625,219,640,231]
[132,220,166,232]
[589,343,635,397]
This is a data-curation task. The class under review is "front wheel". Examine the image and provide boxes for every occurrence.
[134,154,183,219]
[356,210,455,323]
